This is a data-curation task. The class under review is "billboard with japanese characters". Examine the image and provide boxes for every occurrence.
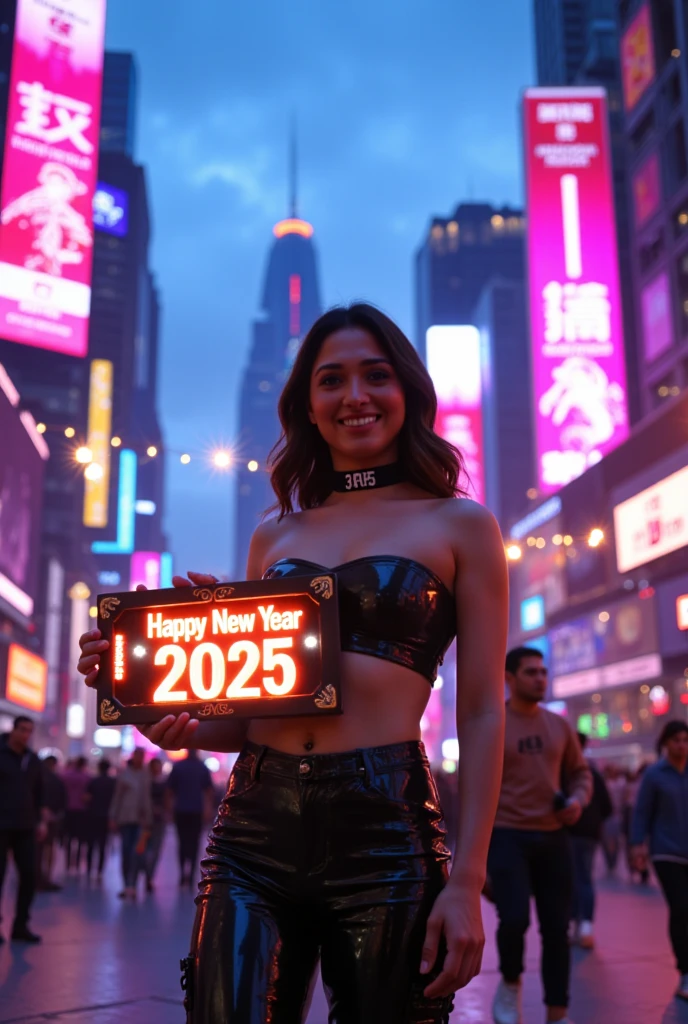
[426,325,485,503]
[524,88,629,495]
[0,0,107,357]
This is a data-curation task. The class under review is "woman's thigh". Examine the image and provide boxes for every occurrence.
[186,877,319,1024]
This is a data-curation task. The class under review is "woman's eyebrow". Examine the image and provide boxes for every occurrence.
[314,357,391,374]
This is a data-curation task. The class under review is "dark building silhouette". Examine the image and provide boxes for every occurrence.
[234,151,322,576]
[100,52,137,159]
[615,0,688,417]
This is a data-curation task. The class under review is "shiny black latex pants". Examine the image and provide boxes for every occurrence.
[184,739,454,1023]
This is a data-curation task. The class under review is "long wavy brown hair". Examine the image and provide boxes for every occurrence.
[268,303,468,517]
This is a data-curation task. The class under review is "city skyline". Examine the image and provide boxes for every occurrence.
[103,0,535,576]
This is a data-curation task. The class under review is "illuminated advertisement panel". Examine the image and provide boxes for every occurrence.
[130,552,161,591]
[5,643,47,712]
[524,88,629,495]
[92,449,137,555]
[83,359,113,527]
[621,4,656,112]
[0,0,107,357]
[426,325,485,503]
[93,182,129,237]
[0,363,48,622]
[633,152,661,227]
[614,466,688,573]
[641,272,673,363]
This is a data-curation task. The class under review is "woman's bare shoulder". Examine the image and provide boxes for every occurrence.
[440,498,505,554]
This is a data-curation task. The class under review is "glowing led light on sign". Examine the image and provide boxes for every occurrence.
[114,634,125,682]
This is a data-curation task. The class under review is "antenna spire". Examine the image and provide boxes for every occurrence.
[289,116,298,218]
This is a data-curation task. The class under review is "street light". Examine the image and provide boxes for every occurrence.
[506,544,522,561]
[588,528,605,548]
[247,460,259,473]
[213,450,232,469]
[84,463,103,481]
[147,445,158,458]
[75,445,93,464]
[36,422,46,434]
[111,436,122,448]
[64,426,75,438]
[180,453,191,465]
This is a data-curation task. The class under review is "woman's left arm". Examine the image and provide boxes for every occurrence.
[422,501,508,999]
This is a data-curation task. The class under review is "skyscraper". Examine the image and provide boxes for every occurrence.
[233,144,322,576]
[100,51,137,158]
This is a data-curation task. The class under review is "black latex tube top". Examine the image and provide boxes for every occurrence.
[263,556,456,685]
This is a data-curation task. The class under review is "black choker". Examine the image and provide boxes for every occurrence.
[331,463,406,493]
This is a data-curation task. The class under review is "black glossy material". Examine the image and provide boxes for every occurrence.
[263,556,456,685]
[188,739,454,1023]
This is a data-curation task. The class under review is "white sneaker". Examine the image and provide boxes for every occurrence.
[492,978,522,1024]
[676,972,688,1000]
[577,920,594,949]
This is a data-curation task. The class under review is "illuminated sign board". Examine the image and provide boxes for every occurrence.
[524,88,629,495]
[83,359,113,527]
[93,183,129,237]
[426,325,485,503]
[96,575,341,725]
[92,449,137,555]
[0,0,107,357]
[677,596,688,632]
[510,496,562,540]
[621,4,656,112]
[641,272,673,364]
[130,552,161,591]
[614,466,688,573]
[552,652,662,699]
[520,595,545,633]
[633,152,661,227]
[6,643,47,712]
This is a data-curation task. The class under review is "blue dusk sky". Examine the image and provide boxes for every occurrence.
[104,0,535,578]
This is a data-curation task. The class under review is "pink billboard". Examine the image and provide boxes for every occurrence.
[0,0,107,357]
[524,88,629,495]
[426,325,485,504]
[130,552,161,592]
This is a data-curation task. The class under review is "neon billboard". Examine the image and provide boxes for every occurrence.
[130,552,161,591]
[83,359,113,527]
[92,449,137,555]
[524,88,629,495]
[0,0,107,357]
[621,5,655,112]
[426,325,485,503]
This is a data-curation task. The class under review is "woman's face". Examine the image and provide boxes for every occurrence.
[308,327,406,469]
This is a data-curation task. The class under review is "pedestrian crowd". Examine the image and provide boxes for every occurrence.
[2,647,688,1023]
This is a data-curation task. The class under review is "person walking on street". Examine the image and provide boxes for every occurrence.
[144,758,167,892]
[0,717,48,943]
[630,720,688,1003]
[167,749,213,887]
[37,755,66,891]
[600,765,626,876]
[626,766,650,884]
[489,647,592,1024]
[568,733,612,950]
[85,760,116,881]
[110,749,152,900]
[61,755,91,872]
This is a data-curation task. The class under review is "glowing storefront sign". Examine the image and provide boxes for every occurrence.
[0,0,107,357]
[633,153,661,227]
[6,643,47,712]
[83,359,113,527]
[92,448,137,555]
[614,466,688,573]
[130,552,161,591]
[426,325,485,503]
[95,575,341,725]
[677,595,688,632]
[641,272,673,364]
[621,4,656,112]
[93,182,129,237]
[552,652,662,699]
[524,88,629,494]
[510,496,562,540]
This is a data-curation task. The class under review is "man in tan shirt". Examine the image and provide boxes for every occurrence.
[489,646,592,1024]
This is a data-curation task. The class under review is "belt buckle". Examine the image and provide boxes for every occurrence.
[299,758,313,777]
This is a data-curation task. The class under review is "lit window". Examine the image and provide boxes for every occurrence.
[491,214,504,229]
[431,225,444,239]
[446,221,459,236]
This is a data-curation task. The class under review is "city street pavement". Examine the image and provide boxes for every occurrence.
[0,830,686,1023]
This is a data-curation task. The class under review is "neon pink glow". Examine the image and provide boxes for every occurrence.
[426,325,485,504]
[641,272,673,363]
[130,552,161,592]
[289,273,301,337]
[0,0,107,357]
[633,152,661,226]
[524,88,629,495]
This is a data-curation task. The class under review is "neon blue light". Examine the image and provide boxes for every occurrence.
[521,595,545,632]
[160,552,173,588]
[92,449,137,555]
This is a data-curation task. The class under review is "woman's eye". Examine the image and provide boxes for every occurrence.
[320,375,341,387]
[368,371,391,382]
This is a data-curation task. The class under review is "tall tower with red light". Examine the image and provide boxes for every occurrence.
[234,128,323,575]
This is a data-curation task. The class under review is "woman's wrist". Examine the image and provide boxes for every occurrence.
[446,864,485,892]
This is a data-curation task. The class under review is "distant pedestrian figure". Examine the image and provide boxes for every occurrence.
[85,760,116,880]
[167,750,213,887]
[144,758,167,892]
[110,749,152,900]
[600,765,626,876]
[0,717,48,943]
[631,721,688,1003]
[37,755,66,891]
[568,732,612,950]
[61,756,91,871]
